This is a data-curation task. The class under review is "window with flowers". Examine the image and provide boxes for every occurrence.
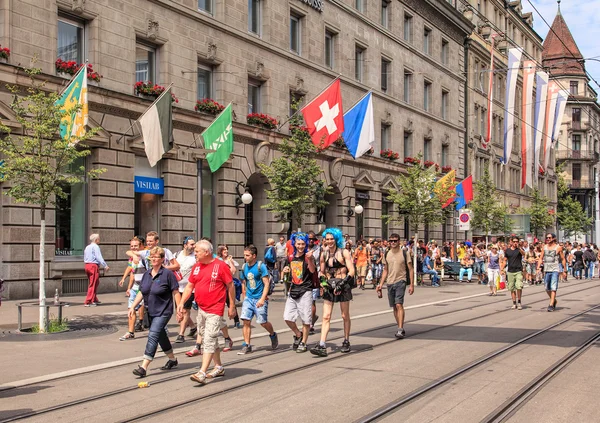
[58,15,85,64]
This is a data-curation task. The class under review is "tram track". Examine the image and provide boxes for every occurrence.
[2,281,596,422]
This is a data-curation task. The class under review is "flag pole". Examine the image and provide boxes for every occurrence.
[114,82,174,144]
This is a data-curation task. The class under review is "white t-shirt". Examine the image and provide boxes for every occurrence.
[176,251,197,292]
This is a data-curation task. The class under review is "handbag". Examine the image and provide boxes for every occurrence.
[366,268,373,282]
[174,270,183,281]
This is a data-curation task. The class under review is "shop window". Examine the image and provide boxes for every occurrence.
[55,156,86,256]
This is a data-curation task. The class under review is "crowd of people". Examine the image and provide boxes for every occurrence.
[81,229,598,384]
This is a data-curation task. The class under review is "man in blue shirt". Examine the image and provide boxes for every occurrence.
[238,244,278,354]
[83,233,110,306]
[422,250,440,287]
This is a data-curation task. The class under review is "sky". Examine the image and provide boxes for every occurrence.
[526,0,600,91]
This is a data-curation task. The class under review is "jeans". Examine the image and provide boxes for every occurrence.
[459,268,473,281]
[586,262,595,279]
[422,268,440,285]
[143,315,173,361]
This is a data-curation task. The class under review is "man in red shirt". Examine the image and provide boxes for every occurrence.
[178,240,236,385]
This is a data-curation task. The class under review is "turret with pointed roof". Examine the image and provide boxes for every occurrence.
[542,1,586,77]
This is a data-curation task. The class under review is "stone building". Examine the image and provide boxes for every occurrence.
[0,0,472,299]
[542,5,600,242]
[460,0,558,237]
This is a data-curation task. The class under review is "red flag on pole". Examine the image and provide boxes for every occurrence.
[301,79,344,149]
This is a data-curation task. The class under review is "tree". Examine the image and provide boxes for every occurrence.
[520,188,555,237]
[386,154,454,281]
[0,68,104,332]
[258,104,329,231]
[556,164,592,239]
[470,168,509,245]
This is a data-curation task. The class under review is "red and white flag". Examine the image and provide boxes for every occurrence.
[301,79,344,149]
[483,37,495,150]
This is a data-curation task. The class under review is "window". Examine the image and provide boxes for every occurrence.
[136,43,156,83]
[573,134,581,151]
[55,157,86,257]
[497,117,503,144]
[423,27,431,55]
[497,76,503,101]
[248,0,261,35]
[570,81,579,95]
[474,106,480,134]
[403,14,413,42]
[441,145,449,166]
[423,81,432,111]
[424,138,431,161]
[381,58,390,93]
[441,39,449,65]
[473,60,480,87]
[572,163,582,181]
[480,108,485,137]
[382,201,390,240]
[355,46,365,82]
[403,70,412,103]
[290,13,301,54]
[248,79,261,114]
[404,131,412,157]
[198,0,212,13]
[325,30,335,68]
[200,163,215,241]
[289,91,304,117]
[441,90,449,119]
[58,15,85,64]
[381,0,390,28]
[197,63,213,100]
[381,123,390,150]
[573,108,581,129]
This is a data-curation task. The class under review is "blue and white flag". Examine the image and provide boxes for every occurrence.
[502,48,523,165]
[342,92,375,159]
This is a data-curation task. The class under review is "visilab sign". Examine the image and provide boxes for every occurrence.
[298,0,323,12]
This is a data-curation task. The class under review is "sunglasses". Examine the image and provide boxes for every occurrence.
[308,238,316,241]
[389,239,399,243]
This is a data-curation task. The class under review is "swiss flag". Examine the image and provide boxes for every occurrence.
[301,79,344,149]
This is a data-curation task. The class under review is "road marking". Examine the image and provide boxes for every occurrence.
[0,289,501,390]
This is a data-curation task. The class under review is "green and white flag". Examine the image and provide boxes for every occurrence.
[203,103,233,173]
[139,87,173,167]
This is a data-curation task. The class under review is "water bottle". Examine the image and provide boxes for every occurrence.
[54,289,60,305]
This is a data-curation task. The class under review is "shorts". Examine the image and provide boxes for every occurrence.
[127,288,143,311]
[526,263,537,275]
[371,263,383,281]
[544,272,559,291]
[240,297,269,324]
[388,280,407,307]
[356,265,367,277]
[506,271,524,291]
[322,284,353,303]
[283,291,312,325]
[473,261,485,274]
[196,308,225,354]
[312,288,321,301]
[183,294,194,310]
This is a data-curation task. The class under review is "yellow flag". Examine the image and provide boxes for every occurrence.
[435,169,456,208]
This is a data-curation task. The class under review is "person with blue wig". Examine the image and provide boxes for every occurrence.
[310,227,355,357]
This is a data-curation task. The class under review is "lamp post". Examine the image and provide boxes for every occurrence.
[235,182,253,214]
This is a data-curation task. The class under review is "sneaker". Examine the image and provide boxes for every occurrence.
[270,332,279,350]
[132,366,146,378]
[186,346,203,357]
[395,329,406,339]
[134,322,144,332]
[309,326,315,335]
[90,302,98,307]
[207,366,225,379]
[340,339,351,353]
[296,342,307,353]
[187,327,198,338]
[234,322,241,329]
[190,371,206,385]
[84,303,90,307]
[223,337,233,352]
[517,303,523,310]
[511,304,517,310]
[95,300,102,304]
[119,332,135,341]
[160,359,178,370]
[310,344,328,357]
[292,335,301,351]
[237,344,252,355]
[547,305,555,312]
[175,335,185,343]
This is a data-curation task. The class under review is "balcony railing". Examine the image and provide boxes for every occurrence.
[556,150,600,161]
[569,180,595,189]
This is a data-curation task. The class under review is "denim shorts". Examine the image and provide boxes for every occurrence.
[240,297,269,324]
[473,261,485,274]
[127,286,143,311]
[544,272,559,291]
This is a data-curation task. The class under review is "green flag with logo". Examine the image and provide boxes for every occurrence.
[203,104,233,173]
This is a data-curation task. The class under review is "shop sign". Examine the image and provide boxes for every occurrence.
[134,176,164,195]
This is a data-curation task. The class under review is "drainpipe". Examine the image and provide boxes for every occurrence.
[463,36,471,178]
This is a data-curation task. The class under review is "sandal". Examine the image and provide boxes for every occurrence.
[133,366,146,377]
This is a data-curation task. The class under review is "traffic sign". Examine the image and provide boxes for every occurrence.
[458,209,472,231]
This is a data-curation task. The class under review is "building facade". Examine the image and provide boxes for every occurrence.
[541,5,600,242]
[460,0,558,237]
[0,0,472,299]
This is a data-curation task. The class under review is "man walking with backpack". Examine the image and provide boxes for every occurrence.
[583,245,596,279]
[239,244,278,354]
[376,233,414,339]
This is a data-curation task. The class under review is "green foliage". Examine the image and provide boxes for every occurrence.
[31,317,69,333]
[556,164,592,238]
[385,153,447,232]
[0,67,105,217]
[470,168,509,237]
[520,188,555,237]
[258,102,330,229]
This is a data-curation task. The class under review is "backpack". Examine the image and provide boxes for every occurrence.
[264,246,276,264]
[385,248,412,283]
[243,261,275,296]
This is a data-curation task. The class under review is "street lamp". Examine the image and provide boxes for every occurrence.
[346,199,364,221]
[235,182,253,214]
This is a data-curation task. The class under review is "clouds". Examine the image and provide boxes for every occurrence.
[527,0,600,89]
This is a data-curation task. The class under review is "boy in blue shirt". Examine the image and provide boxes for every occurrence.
[238,244,278,354]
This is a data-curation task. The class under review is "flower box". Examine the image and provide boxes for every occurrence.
[441,165,453,174]
[195,98,225,115]
[55,59,103,82]
[380,149,400,160]
[0,46,9,61]
[333,137,346,149]
[403,156,419,165]
[247,113,278,130]
[134,81,178,103]
[424,160,440,172]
